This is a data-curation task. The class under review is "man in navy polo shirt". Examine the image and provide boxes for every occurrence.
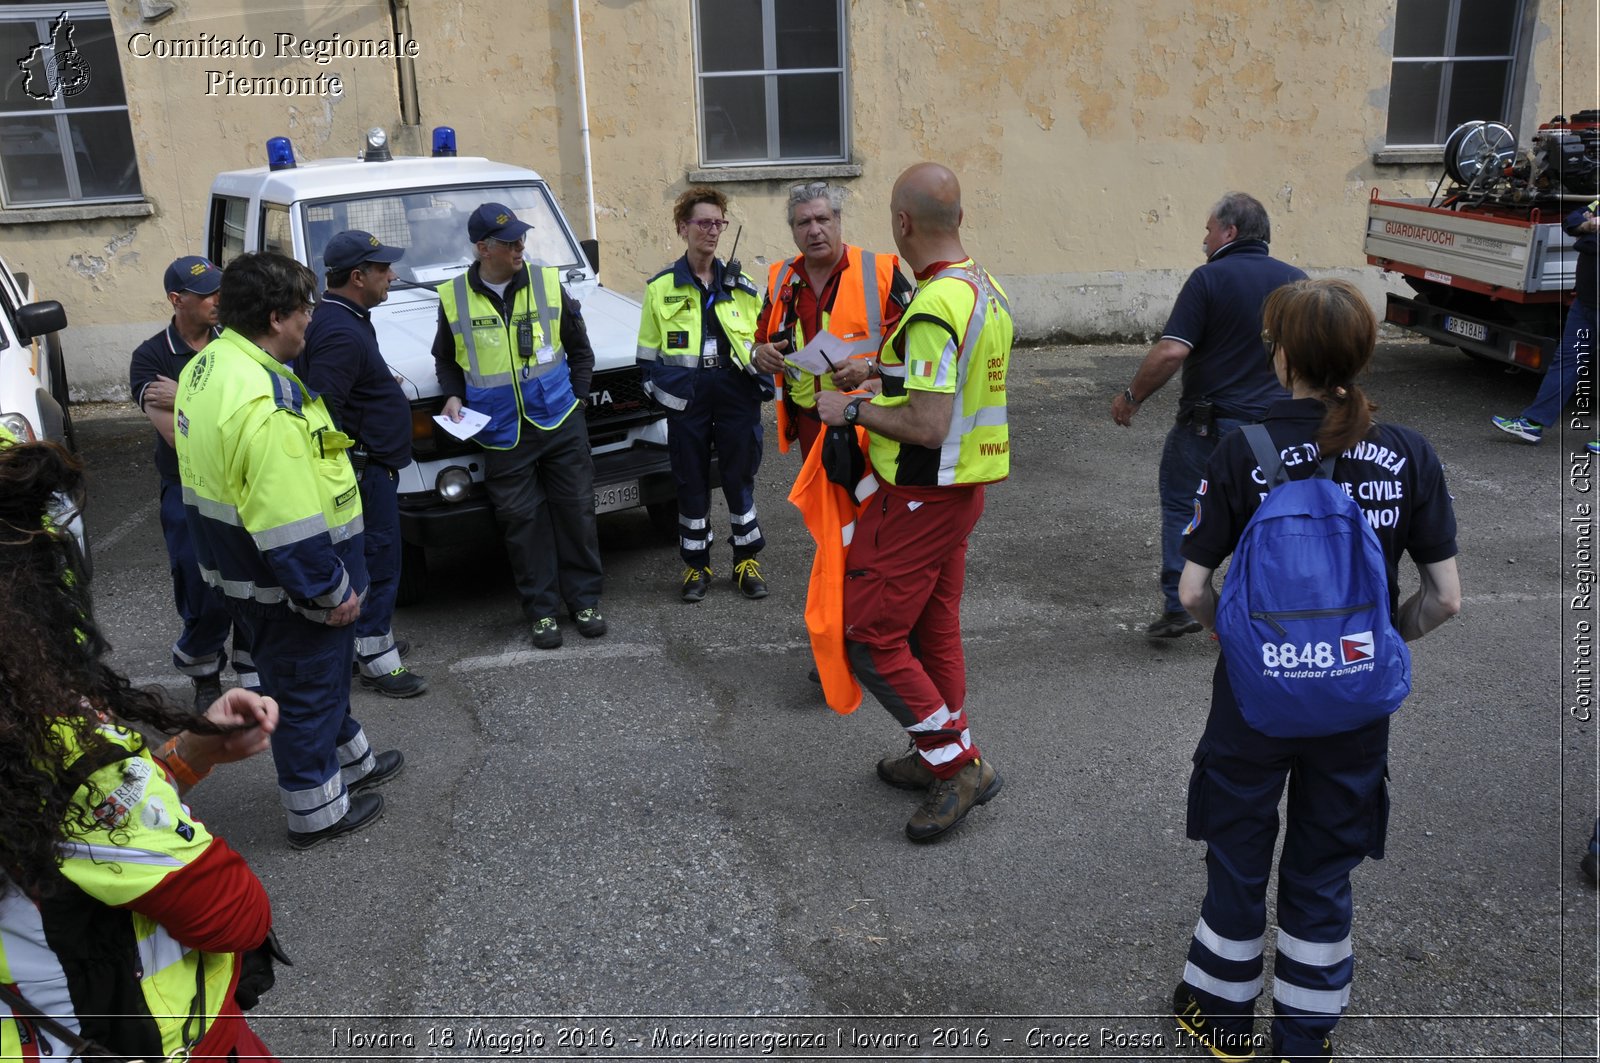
[1110,192,1306,637]
[299,229,428,698]
[130,255,257,711]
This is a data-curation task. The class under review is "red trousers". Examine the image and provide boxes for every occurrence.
[843,483,986,779]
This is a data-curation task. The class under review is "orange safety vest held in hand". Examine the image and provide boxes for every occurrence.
[763,246,898,454]
[787,422,878,713]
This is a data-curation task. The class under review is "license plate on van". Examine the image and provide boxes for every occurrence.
[594,480,640,513]
[1443,316,1488,342]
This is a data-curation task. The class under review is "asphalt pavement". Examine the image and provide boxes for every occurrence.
[75,337,1597,1061]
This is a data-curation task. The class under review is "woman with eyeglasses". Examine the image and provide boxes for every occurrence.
[636,186,774,603]
[1170,279,1461,1062]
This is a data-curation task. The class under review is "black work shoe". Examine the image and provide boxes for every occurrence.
[286,791,384,850]
[359,666,428,698]
[877,746,936,790]
[353,637,411,675]
[733,557,768,599]
[681,566,712,603]
[1148,610,1204,638]
[191,674,223,714]
[348,749,405,795]
[531,617,563,649]
[573,607,607,638]
[905,757,1002,842]
[806,666,821,684]
[1584,850,1599,886]
[1173,983,1258,1062]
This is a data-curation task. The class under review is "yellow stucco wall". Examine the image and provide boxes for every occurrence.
[0,0,1590,396]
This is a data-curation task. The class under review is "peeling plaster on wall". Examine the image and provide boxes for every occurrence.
[66,228,140,287]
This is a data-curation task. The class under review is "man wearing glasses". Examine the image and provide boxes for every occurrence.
[433,202,605,649]
[176,251,404,849]
[751,181,912,459]
[1109,192,1304,639]
[299,230,426,698]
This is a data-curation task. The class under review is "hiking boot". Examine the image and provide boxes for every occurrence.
[876,746,936,791]
[530,617,562,649]
[348,749,405,795]
[904,757,1002,842]
[286,791,384,851]
[353,637,411,675]
[359,666,428,698]
[733,557,768,599]
[1268,1036,1331,1062]
[1588,440,1600,456]
[1491,415,1543,443]
[573,607,607,638]
[1148,610,1203,638]
[681,566,712,603]
[191,674,223,714]
[1173,983,1257,1061]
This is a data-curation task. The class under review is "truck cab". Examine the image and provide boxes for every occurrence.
[205,129,674,602]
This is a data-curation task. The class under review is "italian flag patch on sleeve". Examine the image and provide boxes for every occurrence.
[910,360,934,379]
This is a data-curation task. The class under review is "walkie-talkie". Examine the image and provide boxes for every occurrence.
[721,225,744,293]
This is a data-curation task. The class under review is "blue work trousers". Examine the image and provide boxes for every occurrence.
[668,368,765,568]
[483,409,603,621]
[1522,299,1596,430]
[246,609,376,836]
[354,464,402,677]
[1159,416,1244,613]
[1182,662,1390,1058]
[160,481,255,687]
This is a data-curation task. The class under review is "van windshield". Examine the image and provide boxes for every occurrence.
[302,184,582,285]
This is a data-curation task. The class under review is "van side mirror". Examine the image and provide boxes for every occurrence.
[580,238,600,275]
[16,300,67,339]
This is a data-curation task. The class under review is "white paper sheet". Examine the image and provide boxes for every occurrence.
[433,407,491,441]
[785,331,853,376]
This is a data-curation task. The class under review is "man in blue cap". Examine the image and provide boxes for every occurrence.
[130,255,257,711]
[432,202,604,648]
[298,229,427,697]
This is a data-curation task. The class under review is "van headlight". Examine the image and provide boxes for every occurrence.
[436,466,471,502]
[0,412,36,442]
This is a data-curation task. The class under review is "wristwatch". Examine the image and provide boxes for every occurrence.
[1123,386,1142,406]
[843,397,865,426]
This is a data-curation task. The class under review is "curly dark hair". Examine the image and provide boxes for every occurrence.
[0,442,228,899]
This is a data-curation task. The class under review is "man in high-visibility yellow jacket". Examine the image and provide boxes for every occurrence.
[432,203,605,650]
[175,252,403,850]
[817,163,1013,844]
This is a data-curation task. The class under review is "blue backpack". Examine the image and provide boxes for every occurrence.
[1215,424,1411,737]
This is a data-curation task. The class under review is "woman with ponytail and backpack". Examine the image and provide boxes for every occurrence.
[1169,279,1462,1062]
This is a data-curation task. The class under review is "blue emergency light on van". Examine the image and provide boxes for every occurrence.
[266,137,296,171]
[432,126,457,157]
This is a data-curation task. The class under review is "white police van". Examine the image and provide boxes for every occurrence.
[0,253,87,568]
[205,128,675,602]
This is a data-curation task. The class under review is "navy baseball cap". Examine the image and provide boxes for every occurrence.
[467,202,532,243]
[163,256,222,295]
[323,229,405,272]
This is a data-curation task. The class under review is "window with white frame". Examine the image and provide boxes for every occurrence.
[695,0,848,167]
[1386,0,1528,147]
[0,2,141,206]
